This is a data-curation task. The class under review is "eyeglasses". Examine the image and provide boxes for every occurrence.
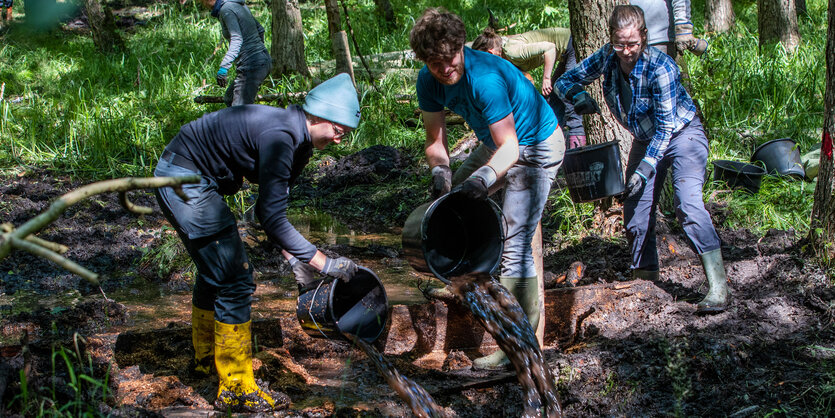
[331,122,346,140]
[612,42,642,52]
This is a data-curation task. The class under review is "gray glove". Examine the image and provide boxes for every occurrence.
[431,165,452,199]
[321,256,358,282]
[625,160,655,199]
[288,256,320,291]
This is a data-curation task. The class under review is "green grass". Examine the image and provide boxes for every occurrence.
[0,0,828,238]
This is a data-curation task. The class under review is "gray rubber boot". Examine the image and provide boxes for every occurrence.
[632,269,659,281]
[696,249,730,314]
[472,276,540,370]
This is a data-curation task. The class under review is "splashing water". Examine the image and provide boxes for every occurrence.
[351,336,449,418]
[450,273,562,418]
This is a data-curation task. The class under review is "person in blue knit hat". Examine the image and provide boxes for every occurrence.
[200,0,271,107]
[153,73,360,413]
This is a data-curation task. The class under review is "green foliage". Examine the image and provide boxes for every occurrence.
[8,337,111,416]
[0,0,827,238]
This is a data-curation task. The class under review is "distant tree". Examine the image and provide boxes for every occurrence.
[566,0,632,166]
[758,0,800,53]
[325,0,354,82]
[810,0,835,261]
[271,0,310,77]
[374,0,396,30]
[705,0,735,33]
[84,0,125,53]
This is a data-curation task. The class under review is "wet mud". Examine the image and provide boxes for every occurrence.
[1,162,834,416]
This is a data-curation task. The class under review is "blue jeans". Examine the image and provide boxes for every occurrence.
[623,117,720,271]
[154,153,254,324]
[453,128,565,278]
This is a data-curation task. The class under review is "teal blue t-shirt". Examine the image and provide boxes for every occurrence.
[416,47,558,149]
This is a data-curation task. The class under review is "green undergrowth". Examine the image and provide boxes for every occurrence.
[0,0,828,240]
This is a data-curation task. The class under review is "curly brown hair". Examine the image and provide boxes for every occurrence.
[409,8,467,62]
[472,27,502,53]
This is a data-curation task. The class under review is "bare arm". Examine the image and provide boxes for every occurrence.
[422,110,451,169]
[485,113,520,178]
[541,47,557,96]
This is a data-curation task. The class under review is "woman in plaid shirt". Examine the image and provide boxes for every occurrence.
[556,5,729,314]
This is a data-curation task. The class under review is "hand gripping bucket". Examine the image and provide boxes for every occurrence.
[562,141,625,203]
[401,193,505,284]
[750,138,805,179]
[296,266,389,343]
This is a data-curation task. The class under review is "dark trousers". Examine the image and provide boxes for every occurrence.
[623,116,721,271]
[154,153,254,324]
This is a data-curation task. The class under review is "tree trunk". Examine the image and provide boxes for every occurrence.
[705,0,735,33]
[84,0,124,53]
[325,0,354,82]
[373,0,396,30]
[810,0,835,261]
[758,0,800,53]
[796,0,807,17]
[566,0,632,167]
[270,0,310,77]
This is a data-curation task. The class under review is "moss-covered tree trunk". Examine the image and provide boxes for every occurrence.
[705,0,735,33]
[757,0,800,53]
[84,0,124,53]
[810,0,835,261]
[270,0,310,77]
[566,0,632,167]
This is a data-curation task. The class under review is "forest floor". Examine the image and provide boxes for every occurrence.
[1,147,834,417]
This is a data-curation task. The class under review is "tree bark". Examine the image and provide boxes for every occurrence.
[373,0,396,30]
[809,0,835,261]
[566,0,632,167]
[758,0,800,53]
[325,0,354,81]
[705,0,735,33]
[271,0,310,77]
[84,0,124,53]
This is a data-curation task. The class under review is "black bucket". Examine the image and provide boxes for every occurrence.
[296,266,389,343]
[712,160,767,194]
[751,138,805,179]
[562,141,625,203]
[402,193,505,284]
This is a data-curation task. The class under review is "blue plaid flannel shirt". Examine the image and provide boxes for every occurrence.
[555,44,696,168]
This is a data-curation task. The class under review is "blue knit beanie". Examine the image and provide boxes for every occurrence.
[303,73,361,129]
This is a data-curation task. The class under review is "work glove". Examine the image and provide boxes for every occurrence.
[430,165,452,199]
[675,22,708,56]
[625,160,655,200]
[288,256,321,292]
[452,165,497,201]
[321,256,358,282]
[566,85,600,115]
[216,67,228,87]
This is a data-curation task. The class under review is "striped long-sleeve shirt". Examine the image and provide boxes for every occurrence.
[555,44,696,167]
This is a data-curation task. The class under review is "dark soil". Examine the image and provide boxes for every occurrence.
[1,152,834,417]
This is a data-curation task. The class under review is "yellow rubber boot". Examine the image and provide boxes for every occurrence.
[214,320,276,412]
[191,305,214,375]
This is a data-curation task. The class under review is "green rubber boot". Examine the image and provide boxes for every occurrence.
[472,276,540,370]
[632,269,659,281]
[696,249,730,314]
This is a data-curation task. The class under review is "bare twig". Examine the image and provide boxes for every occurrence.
[1,223,68,253]
[119,191,153,215]
[340,0,381,94]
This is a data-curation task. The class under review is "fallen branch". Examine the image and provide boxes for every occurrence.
[194,92,306,105]
[0,175,201,284]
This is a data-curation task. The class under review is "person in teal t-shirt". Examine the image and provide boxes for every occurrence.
[410,7,565,369]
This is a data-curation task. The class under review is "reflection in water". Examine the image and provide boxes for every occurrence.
[450,273,562,418]
[352,336,448,417]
